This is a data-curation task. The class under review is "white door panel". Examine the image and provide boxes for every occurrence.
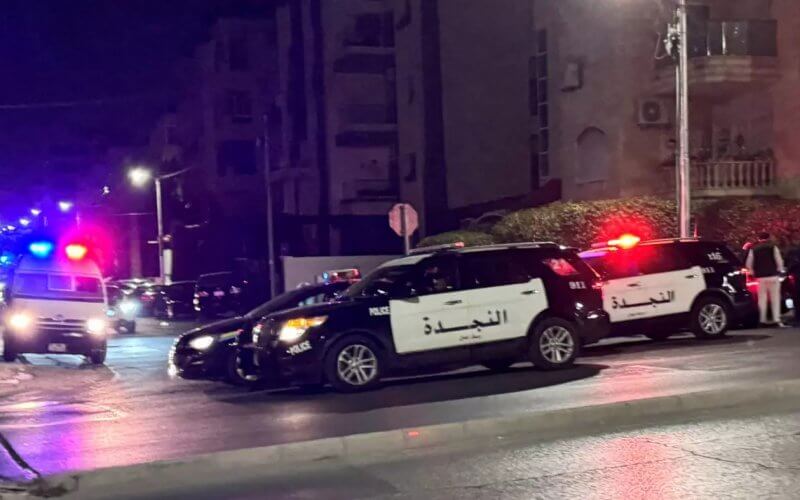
[465,279,548,345]
[390,291,470,354]
[605,266,706,323]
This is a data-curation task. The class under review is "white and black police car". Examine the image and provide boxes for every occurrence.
[579,235,755,340]
[249,242,610,392]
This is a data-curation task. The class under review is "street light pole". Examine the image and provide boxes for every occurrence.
[155,176,165,284]
[676,0,691,238]
[263,114,277,299]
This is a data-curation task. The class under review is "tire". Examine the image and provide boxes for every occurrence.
[2,338,16,363]
[88,346,107,365]
[482,360,515,372]
[324,335,382,393]
[529,317,579,370]
[226,348,262,386]
[691,296,730,339]
[645,331,673,341]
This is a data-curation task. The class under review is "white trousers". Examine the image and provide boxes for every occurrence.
[757,276,782,324]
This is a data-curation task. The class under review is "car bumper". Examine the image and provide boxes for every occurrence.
[4,330,106,355]
[575,309,611,345]
[169,343,231,379]
[730,290,758,321]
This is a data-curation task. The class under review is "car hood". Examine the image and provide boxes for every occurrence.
[264,298,365,322]
[179,317,250,342]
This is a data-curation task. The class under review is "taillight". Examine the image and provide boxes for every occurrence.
[592,281,604,291]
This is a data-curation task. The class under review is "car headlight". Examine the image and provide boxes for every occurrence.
[119,300,139,315]
[189,335,215,351]
[278,316,327,343]
[7,312,33,332]
[87,318,107,336]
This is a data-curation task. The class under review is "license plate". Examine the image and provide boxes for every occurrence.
[48,343,67,353]
[213,291,225,298]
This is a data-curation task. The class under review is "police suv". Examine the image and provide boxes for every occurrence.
[579,236,754,340]
[250,242,610,392]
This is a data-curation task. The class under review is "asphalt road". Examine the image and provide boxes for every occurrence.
[2,322,800,481]
[139,406,800,500]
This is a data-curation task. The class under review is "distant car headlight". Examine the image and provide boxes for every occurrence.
[119,300,139,315]
[189,335,215,351]
[7,312,33,332]
[278,316,327,343]
[87,318,108,336]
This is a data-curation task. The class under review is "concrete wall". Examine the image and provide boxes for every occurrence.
[770,0,800,196]
[436,0,533,209]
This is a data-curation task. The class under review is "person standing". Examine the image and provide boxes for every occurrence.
[746,233,785,327]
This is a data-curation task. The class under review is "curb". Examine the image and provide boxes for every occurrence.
[27,378,800,498]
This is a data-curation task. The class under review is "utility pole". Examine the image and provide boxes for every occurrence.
[263,114,277,299]
[676,0,691,238]
[155,177,166,284]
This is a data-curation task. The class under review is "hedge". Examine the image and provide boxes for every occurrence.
[417,230,496,248]
[492,196,677,249]
[698,198,800,250]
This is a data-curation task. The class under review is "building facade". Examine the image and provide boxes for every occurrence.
[533,0,800,202]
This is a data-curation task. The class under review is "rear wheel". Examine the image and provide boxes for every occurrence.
[324,335,382,392]
[2,338,17,362]
[691,297,730,339]
[529,318,579,370]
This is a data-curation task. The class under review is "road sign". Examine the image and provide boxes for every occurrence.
[389,203,418,254]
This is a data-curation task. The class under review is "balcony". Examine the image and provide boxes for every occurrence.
[341,179,398,203]
[653,20,780,98]
[333,12,395,74]
[662,160,777,197]
[335,104,397,147]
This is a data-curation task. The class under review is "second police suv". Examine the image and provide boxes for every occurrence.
[248,242,610,392]
[579,235,755,340]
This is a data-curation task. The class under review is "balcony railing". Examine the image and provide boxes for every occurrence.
[664,160,776,197]
[342,179,398,202]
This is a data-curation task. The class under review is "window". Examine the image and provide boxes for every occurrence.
[227,90,253,123]
[536,30,550,179]
[229,37,249,71]
[217,140,257,176]
[416,257,459,295]
[461,253,531,290]
[690,243,741,266]
[49,274,72,291]
[75,277,100,294]
[13,273,48,295]
[635,246,692,275]
[584,250,641,280]
[344,265,416,298]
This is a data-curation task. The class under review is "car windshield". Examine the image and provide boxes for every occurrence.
[246,286,329,319]
[343,265,414,298]
[11,272,104,302]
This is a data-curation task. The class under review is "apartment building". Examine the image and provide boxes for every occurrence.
[532,0,800,201]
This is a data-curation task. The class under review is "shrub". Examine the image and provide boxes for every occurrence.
[698,198,800,250]
[492,196,677,249]
[417,230,496,248]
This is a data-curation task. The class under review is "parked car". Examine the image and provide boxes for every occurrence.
[170,281,352,384]
[154,281,196,320]
[106,283,138,333]
[193,272,246,319]
[579,236,755,340]
[249,242,610,393]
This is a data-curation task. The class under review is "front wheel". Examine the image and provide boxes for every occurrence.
[529,318,579,370]
[691,297,730,339]
[88,346,107,365]
[226,348,262,386]
[324,336,382,392]
[2,338,17,362]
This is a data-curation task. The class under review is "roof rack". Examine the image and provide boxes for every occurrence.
[409,242,465,255]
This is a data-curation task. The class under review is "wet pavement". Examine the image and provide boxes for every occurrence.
[163,407,800,500]
[1,325,800,481]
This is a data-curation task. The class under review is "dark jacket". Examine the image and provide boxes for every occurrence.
[748,242,783,278]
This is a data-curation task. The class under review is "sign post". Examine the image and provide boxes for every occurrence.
[389,203,418,255]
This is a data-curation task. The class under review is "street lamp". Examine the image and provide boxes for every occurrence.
[128,166,192,285]
[30,208,41,217]
[58,200,73,213]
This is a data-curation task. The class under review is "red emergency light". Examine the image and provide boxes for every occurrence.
[608,234,641,249]
[65,244,88,261]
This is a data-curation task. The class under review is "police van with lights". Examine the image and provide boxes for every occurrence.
[248,242,610,392]
[579,235,755,340]
[2,240,110,364]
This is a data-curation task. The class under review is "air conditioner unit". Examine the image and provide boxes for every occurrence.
[638,99,670,127]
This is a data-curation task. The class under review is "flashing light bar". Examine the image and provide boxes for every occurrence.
[65,244,88,261]
[608,234,641,249]
[29,241,55,259]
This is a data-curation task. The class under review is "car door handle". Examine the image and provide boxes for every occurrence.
[627,283,642,288]
[521,290,537,295]
[444,300,463,306]
[685,274,697,279]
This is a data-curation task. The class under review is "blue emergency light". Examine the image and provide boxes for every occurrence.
[28,241,54,259]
